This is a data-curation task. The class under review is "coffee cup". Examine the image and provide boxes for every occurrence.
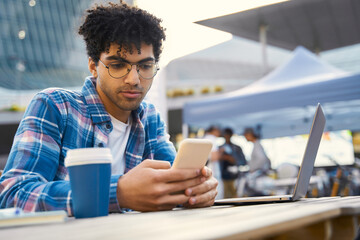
[65,148,112,218]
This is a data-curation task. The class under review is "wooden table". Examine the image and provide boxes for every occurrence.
[2,196,359,240]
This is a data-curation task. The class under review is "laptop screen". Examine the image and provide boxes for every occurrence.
[292,104,326,200]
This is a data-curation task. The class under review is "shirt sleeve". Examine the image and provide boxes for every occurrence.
[0,93,73,215]
[109,174,123,213]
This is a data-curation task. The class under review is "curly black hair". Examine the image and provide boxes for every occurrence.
[78,1,166,63]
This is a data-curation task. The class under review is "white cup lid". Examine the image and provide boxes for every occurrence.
[65,148,113,167]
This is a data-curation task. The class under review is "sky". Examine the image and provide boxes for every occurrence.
[136,0,290,123]
[136,0,288,67]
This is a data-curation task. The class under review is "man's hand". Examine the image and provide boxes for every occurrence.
[183,166,218,208]
[116,160,205,212]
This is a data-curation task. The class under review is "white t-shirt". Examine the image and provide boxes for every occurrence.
[108,115,132,175]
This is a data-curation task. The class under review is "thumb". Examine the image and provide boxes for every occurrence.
[142,159,171,169]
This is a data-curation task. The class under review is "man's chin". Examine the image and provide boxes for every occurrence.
[117,102,142,112]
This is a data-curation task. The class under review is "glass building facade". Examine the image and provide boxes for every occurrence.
[0,0,92,90]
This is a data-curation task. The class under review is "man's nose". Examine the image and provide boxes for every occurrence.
[124,65,140,85]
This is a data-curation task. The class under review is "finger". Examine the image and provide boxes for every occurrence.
[183,198,215,208]
[157,168,201,182]
[165,176,206,194]
[185,177,218,196]
[201,166,212,178]
[153,194,190,208]
[142,159,171,169]
[187,188,217,207]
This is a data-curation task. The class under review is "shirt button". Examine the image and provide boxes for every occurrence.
[105,123,112,130]
[98,143,104,147]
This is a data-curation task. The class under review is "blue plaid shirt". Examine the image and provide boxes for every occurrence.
[0,76,176,215]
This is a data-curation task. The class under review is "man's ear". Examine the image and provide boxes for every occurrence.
[88,57,98,78]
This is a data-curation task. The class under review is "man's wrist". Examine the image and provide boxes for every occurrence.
[109,174,126,213]
[116,175,130,211]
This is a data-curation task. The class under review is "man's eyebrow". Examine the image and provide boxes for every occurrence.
[137,57,156,63]
[105,56,155,63]
[105,56,128,62]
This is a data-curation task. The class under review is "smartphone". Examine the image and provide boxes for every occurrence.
[172,138,213,169]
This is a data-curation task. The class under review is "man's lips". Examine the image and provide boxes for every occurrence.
[120,90,142,99]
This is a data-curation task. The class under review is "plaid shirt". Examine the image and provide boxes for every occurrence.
[0,76,176,215]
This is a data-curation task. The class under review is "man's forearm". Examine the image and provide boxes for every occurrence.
[0,171,72,215]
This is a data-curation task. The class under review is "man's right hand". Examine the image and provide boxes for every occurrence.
[116,159,204,212]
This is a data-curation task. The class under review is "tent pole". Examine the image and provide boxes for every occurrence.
[259,24,268,75]
[182,123,189,139]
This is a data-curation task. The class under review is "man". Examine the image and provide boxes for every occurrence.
[219,128,246,198]
[243,127,271,173]
[0,2,217,215]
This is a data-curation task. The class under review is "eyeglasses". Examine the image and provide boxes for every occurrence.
[98,59,159,79]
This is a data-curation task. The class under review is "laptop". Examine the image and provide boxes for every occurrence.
[214,103,326,205]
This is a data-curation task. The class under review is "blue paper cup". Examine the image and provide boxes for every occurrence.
[65,148,112,218]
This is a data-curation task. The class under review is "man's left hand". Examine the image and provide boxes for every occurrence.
[183,166,218,208]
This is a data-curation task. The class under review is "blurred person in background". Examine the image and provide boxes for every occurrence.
[243,127,271,174]
[203,126,223,199]
[239,127,271,197]
[0,1,217,215]
[219,127,247,198]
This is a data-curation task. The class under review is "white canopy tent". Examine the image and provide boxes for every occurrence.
[183,46,360,139]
